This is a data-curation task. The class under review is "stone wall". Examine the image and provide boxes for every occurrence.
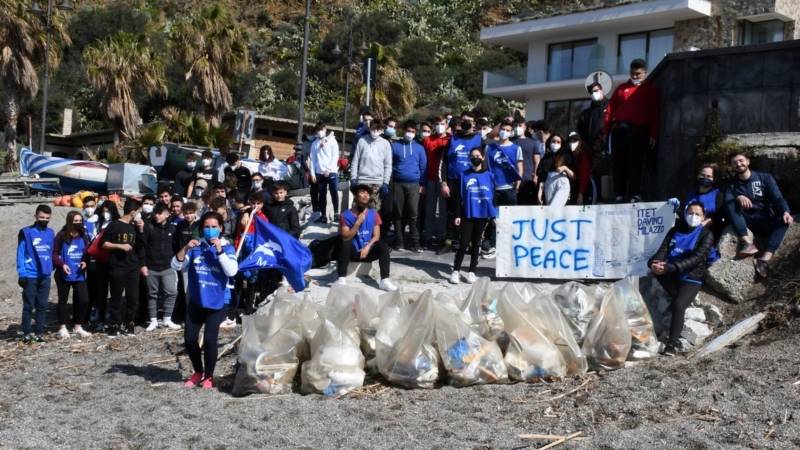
[776,0,800,39]
[725,133,800,209]
[646,40,800,208]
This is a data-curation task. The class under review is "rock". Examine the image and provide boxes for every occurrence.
[705,258,756,303]
[701,303,724,327]
[682,320,713,347]
[717,226,752,261]
[684,307,706,323]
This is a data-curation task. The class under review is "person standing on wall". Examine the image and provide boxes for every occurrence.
[309,122,341,223]
[390,120,427,253]
[513,119,539,205]
[350,118,393,219]
[604,58,661,203]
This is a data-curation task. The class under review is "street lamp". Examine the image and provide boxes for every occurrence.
[30,0,72,154]
[295,0,312,146]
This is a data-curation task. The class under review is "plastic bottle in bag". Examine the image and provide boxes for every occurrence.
[582,283,632,370]
[616,277,660,360]
[460,277,505,341]
[376,291,439,389]
[433,296,508,387]
[550,281,601,345]
[300,308,365,396]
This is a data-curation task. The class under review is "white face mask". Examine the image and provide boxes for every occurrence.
[84,207,95,216]
[591,91,604,101]
[685,213,703,228]
[103,212,111,221]
[186,161,197,170]
[403,132,415,142]
[421,131,431,138]
[434,124,446,135]
[142,204,154,214]
[549,143,561,152]
[317,130,326,139]
[515,126,525,137]
[631,78,643,86]
[253,181,263,190]
[202,158,212,168]
[134,212,142,222]
[370,130,382,139]
[498,130,512,141]
[569,141,579,151]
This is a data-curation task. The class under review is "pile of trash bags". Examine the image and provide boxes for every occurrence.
[232,277,659,397]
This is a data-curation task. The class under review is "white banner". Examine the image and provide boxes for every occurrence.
[496,202,675,279]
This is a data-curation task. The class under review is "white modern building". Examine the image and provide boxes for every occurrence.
[480,0,799,133]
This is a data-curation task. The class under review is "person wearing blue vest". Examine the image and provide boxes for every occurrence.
[52,211,92,339]
[172,211,238,390]
[648,202,714,356]
[685,165,724,239]
[17,205,55,343]
[390,120,427,252]
[483,119,523,258]
[336,184,398,292]
[449,147,496,285]
[439,111,483,254]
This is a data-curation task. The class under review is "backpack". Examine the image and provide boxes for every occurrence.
[86,228,110,264]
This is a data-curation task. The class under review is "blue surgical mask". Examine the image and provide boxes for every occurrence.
[203,227,221,242]
[385,127,396,138]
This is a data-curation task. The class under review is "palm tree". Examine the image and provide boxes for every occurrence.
[82,31,166,145]
[170,4,248,126]
[0,0,70,171]
[352,43,418,119]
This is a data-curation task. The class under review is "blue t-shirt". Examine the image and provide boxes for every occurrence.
[61,236,87,282]
[186,242,235,310]
[446,134,482,180]
[461,170,497,219]
[341,209,379,252]
[486,142,522,190]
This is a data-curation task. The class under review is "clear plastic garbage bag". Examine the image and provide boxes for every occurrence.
[582,282,632,370]
[433,297,507,387]
[550,281,601,345]
[376,290,440,389]
[615,277,660,360]
[300,308,365,396]
[460,277,505,341]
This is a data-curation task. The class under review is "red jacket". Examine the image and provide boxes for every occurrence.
[421,134,449,182]
[603,80,661,139]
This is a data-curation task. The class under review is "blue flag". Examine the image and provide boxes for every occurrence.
[238,216,312,292]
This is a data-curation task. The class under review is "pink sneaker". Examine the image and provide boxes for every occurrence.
[184,372,204,388]
[200,377,215,390]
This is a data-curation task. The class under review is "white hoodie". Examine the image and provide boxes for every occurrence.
[310,132,340,175]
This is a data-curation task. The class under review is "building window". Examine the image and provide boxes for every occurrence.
[544,99,591,136]
[738,19,784,45]
[547,39,598,81]
[617,29,674,74]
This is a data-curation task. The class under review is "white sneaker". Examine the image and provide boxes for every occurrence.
[379,278,398,292]
[161,319,181,330]
[465,272,478,284]
[482,248,496,260]
[449,270,461,284]
[145,318,159,332]
[336,277,347,286]
[57,326,70,340]
[73,325,92,338]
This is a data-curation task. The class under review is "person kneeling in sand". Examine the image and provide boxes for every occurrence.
[335,184,398,292]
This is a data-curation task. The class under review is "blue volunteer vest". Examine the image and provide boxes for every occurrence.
[61,237,86,282]
[23,226,55,276]
[461,170,497,219]
[667,226,705,284]
[447,134,482,180]
[487,142,522,189]
[342,209,378,252]
[186,243,234,310]
[686,188,719,216]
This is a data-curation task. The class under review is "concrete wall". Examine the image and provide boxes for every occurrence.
[648,40,800,208]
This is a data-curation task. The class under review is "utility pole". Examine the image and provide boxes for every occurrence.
[296,0,312,146]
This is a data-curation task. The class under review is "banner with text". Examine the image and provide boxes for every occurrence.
[496,202,674,279]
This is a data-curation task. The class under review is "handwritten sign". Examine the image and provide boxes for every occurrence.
[496,202,674,279]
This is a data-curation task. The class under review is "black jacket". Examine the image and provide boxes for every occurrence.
[264,200,301,238]
[175,219,200,249]
[140,220,177,271]
[648,224,714,282]
[577,98,608,150]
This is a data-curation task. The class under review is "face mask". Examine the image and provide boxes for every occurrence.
[202,158,212,168]
[317,130,326,139]
[470,156,482,167]
[631,78,643,86]
[481,128,492,139]
[370,131,382,139]
[203,227,221,242]
[685,213,703,228]
[385,127,396,138]
[253,181,263,190]
[591,91,604,101]
[569,141,579,151]
[498,130,512,141]
[142,204,154,214]
[421,131,431,138]
[460,120,473,132]
[355,204,366,213]
[103,212,111,221]
[434,124,446,135]
[515,126,525,137]
[697,178,713,188]
[549,143,561,152]
[403,132,415,142]
[84,207,95,216]
[36,220,49,228]
[186,161,197,170]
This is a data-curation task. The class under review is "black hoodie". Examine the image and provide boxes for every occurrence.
[264,199,301,238]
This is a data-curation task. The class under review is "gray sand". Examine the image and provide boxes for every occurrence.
[1,203,798,449]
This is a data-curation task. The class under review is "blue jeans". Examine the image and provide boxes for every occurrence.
[21,276,51,335]
[724,202,788,253]
[313,173,340,216]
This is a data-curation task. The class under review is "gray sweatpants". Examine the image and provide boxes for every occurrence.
[146,268,178,319]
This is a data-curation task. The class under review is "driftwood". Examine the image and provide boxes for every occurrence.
[536,431,584,450]
[690,313,765,359]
